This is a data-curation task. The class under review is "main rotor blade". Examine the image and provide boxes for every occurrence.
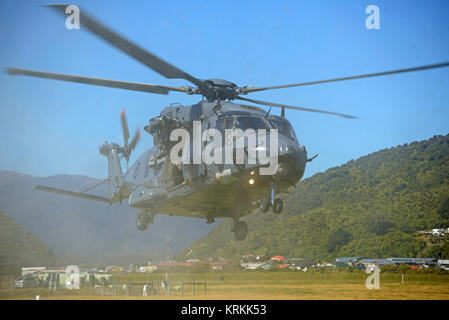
[46,5,203,87]
[241,62,449,94]
[6,68,188,95]
[236,96,357,119]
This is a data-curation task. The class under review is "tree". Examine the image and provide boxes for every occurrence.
[326,228,352,253]
[438,198,449,219]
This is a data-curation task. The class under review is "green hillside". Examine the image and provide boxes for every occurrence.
[0,211,54,266]
[181,134,449,261]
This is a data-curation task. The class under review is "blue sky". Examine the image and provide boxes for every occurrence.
[0,0,448,179]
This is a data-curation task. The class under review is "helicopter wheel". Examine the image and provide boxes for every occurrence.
[273,198,283,214]
[136,211,151,231]
[232,221,248,241]
[260,197,270,212]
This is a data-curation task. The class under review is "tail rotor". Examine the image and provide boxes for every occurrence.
[119,109,140,171]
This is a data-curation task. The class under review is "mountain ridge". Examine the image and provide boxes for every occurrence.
[181,133,449,260]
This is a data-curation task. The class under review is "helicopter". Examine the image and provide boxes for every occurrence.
[6,5,449,241]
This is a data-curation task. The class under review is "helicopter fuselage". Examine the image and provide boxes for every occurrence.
[118,100,308,221]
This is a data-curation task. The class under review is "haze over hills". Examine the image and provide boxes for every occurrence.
[0,171,218,265]
[182,134,449,261]
[0,210,54,267]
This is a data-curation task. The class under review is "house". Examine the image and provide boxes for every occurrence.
[286,258,312,269]
[138,266,157,273]
[241,262,266,270]
[257,260,274,270]
[105,265,124,273]
[187,259,200,263]
[270,255,285,262]
[432,228,449,236]
[358,258,390,270]
[335,257,366,268]
[438,260,449,270]
[386,257,437,267]
[21,266,47,275]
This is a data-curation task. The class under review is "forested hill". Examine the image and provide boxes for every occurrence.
[0,210,54,266]
[182,134,449,260]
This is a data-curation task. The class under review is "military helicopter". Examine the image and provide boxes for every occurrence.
[6,5,449,241]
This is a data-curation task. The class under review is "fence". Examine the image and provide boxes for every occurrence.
[0,275,208,298]
[2,271,449,299]
[180,280,207,296]
[0,275,14,297]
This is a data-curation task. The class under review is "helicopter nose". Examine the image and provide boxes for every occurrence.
[275,145,307,184]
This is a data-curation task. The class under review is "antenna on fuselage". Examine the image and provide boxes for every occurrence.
[265,107,271,118]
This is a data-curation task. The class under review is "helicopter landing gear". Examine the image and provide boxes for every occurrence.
[270,182,283,214]
[260,197,270,212]
[231,217,248,241]
[136,211,154,231]
[260,182,283,214]
[273,198,283,214]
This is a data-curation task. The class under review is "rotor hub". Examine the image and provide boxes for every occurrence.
[198,79,238,101]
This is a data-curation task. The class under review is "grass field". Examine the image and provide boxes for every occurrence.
[2,271,449,300]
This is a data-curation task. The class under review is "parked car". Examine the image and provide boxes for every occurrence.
[14,276,39,289]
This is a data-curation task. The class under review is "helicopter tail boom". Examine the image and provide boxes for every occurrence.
[99,142,124,199]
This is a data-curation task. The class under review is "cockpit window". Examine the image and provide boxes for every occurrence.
[269,118,297,141]
[224,118,234,130]
[215,117,234,133]
[235,116,268,131]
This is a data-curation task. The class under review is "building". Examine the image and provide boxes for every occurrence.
[241,262,266,270]
[438,260,449,270]
[335,257,366,268]
[138,266,157,273]
[432,228,449,236]
[286,258,312,269]
[357,259,390,271]
[386,257,437,267]
[21,267,47,275]
[105,265,124,273]
[186,259,200,263]
[358,259,390,266]
[270,255,285,262]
